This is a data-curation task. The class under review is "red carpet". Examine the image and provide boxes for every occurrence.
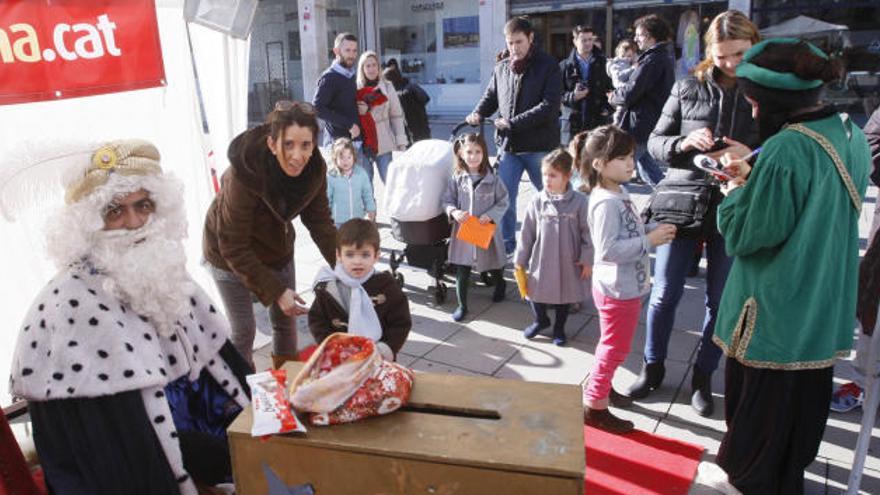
[584,425,704,495]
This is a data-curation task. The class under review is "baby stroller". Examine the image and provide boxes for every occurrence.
[385,138,454,304]
[385,122,497,303]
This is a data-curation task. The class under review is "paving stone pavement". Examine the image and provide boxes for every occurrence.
[250,147,880,495]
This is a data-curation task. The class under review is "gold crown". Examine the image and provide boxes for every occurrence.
[65,140,162,204]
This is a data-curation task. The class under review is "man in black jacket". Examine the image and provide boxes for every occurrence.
[466,17,562,254]
[609,14,675,186]
[313,32,365,147]
[560,25,612,139]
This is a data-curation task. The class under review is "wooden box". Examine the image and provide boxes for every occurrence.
[228,362,585,494]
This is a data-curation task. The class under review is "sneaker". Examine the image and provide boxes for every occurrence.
[830,382,863,412]
[583,407,634,434]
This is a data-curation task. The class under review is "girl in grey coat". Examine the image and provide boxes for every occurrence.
[442,134,509,321]
[515,149,592,346]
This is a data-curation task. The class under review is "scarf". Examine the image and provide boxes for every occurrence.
[314,264,382,342]
[510,43,536,75]
[330,60,355,79]
[356,86,388,154]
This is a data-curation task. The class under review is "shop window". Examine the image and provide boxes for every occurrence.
[247,0,360,125]
[376,0,479,85]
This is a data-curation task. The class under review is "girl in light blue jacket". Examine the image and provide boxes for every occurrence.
[327,138,376,227]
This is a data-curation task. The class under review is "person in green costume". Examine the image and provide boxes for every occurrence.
[710,39,871,494]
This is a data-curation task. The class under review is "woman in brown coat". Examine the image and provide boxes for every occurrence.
[203,101,337,366]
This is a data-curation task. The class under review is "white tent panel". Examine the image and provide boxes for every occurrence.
[0,2,249,403]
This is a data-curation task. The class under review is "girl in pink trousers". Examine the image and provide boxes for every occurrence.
[581,125,676,433]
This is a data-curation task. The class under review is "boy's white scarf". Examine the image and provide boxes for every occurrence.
[314,264,382,342]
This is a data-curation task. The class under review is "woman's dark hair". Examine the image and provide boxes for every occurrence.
[453,133,491,176]
[578,125,636,192]
[541,148,574,175]
[382,67,406,91]
[266,100,319,142]
[504,16,533,37]
[634,14,671,43]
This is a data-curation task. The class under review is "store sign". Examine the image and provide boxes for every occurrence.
[412,2,444,13]
[0,0,165,105]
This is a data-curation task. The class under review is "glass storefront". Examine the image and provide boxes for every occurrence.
[246,0,360,126]
[375,0,479,85]
[244,0,879,122]
[375,0,480,114]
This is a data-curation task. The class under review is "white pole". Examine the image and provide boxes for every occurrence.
[847,306,880,493]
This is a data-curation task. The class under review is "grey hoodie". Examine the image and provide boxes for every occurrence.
[588,187,652,299]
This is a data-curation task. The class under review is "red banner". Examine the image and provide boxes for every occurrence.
[0,0,165,105]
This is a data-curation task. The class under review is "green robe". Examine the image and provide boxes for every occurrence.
[714,114,870,370]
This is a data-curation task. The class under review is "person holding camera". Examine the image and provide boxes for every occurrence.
[560,25,612,139]
[627,11,759,417]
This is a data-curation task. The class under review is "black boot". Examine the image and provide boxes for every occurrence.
[453,265,470,322]
[552,304,570,346]
[690,366,714,417]
[490,269,506,302]
[626,361,665,399]
[583,407,634,434]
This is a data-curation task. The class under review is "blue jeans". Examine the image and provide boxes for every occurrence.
[644,227,732,374]
[498,151,545,253]
[635,143,664,187]
[359,149,393,184]
[207,261,296,366]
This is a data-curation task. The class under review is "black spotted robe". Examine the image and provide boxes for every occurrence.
[9,262,251,495]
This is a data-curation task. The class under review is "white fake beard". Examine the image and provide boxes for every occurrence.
[90,218,194,337]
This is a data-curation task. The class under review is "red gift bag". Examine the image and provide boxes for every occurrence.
[289,333,414,426]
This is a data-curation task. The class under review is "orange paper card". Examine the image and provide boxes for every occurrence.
[456,216,496,250]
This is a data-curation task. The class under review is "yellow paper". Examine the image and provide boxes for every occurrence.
[514,265,528,299]
[456,215,496,250]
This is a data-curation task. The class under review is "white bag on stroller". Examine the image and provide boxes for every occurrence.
[384,139,454,222]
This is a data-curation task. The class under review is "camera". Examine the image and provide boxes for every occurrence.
[708,137,728,152]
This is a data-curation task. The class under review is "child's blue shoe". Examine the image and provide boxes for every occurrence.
[523,321,549,339]
[452,306,468,322]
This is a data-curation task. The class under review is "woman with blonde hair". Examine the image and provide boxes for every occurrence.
[628,10,760,417]
[356,51,407,184]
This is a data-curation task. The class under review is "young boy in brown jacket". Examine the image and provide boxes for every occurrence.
[309,219,412,360]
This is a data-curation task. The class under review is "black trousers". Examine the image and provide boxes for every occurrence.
[717,357,832,495]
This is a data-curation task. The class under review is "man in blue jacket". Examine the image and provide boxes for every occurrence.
[466,16,562,254]
[313,32,365,147]
[609,14,675,187]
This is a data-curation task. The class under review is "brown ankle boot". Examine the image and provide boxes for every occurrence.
[584,407,635,434]
[272,353,297,369]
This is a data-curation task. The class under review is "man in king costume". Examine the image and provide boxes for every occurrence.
[6,140,251,494]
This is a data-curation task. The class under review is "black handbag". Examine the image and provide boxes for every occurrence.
[641,168,717,238]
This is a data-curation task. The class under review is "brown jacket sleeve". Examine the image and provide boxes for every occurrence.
[379,278,412,357]
[300,173,338,266]
[216,178,286,306]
